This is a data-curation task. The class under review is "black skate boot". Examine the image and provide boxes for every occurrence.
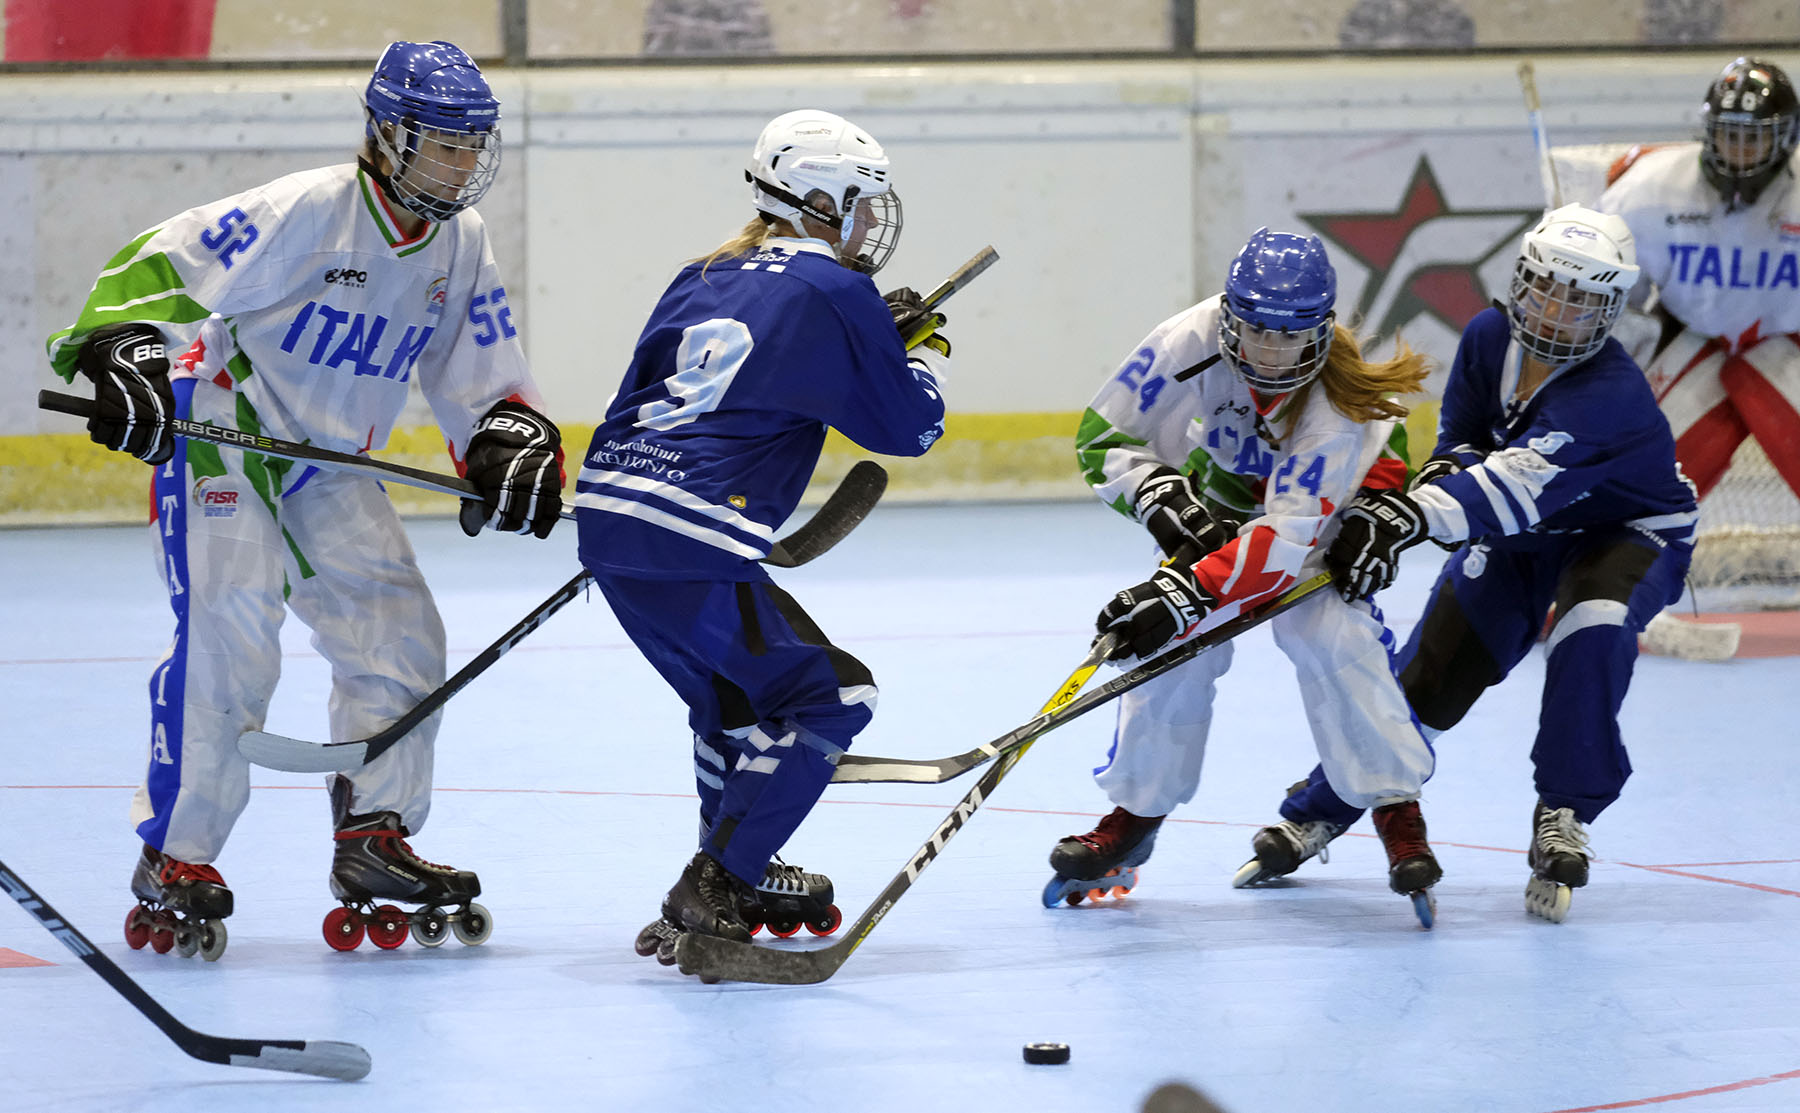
[1231,816,1347,888]
[636,852,753,982]
[738,856,841,938]
[1042,807,1164,908]
[1526,800,1591,923]
[126,844,232,961]
[1371,800,1442,928]
[324,811,490,952]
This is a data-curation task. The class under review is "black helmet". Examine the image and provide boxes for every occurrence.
[1699,56,1799,210]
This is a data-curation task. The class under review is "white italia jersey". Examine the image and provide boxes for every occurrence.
[1076,295,1406,621]
[50,163,539,456]
[1599,143,1800,349]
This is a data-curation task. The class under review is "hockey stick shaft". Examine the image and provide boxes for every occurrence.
[0,860,370,1080]
[831,631,1111,784]
[674,572,1335,984]
[1517,61,1565,208]
[905,245,998,348]
[237,460,889,773]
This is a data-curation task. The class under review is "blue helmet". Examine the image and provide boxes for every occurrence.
[363,41,501,222]
[1218,229,1338,396]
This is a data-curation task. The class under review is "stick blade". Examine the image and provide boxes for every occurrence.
[672,932,843,985]
[228,1039,372,1081]
[764,460,889,568]
[237,730,367,773]
[1639,612,1741,661]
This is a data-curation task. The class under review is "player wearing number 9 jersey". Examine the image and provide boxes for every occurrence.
[575,110,948,967]
[44,41,560,958]
[1051,229,1444,913]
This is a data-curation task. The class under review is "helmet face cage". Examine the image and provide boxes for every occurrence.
[844,190,902,275]
[1218,304,1335,394]
[1699,58,1799,208]
[363,41,502,223]
[1507,258,1625,368]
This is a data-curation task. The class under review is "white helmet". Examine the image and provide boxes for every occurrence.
[1507,203,1640,368]
[746,109,902,274]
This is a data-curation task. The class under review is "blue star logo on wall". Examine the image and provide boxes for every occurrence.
[1300,157,1537,339]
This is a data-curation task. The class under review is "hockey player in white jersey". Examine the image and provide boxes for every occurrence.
[47,41,563,958]
[1598,57,1800,525]
[1055,230,1443,926]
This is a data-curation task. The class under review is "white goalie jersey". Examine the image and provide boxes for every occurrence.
[49,163,540,458]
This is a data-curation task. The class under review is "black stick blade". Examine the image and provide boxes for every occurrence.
[673,931,846,985]
[763,460,888,568]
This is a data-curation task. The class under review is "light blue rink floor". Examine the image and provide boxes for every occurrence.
[3,502,1798,1113]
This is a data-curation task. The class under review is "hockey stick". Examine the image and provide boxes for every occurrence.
[905,245,999,347]
[832,616,1114,785]
[0,860,370,1080]
[673,571,1334,984]
[236,460,889,773]
[1517,61,1565,209]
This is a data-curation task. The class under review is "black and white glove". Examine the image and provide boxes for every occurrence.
[74,322,176,464]
[1326,487,1429,601]
[459,400,563,539]
[1133,466,1232,560]
[1408,453,1464,494]
[1095,564,1216,662]
[883,287,949,353]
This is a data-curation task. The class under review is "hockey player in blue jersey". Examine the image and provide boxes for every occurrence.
[1273,204,1699,923]
[572,110,951,968]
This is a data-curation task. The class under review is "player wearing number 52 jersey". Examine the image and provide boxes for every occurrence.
[46,41,562,959]
[1051,229,1443,921]
[578,110,949,971]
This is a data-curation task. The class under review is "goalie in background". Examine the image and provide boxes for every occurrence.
[1059,229,1444,925]
[44,41,563,960]
[1598,56,1800,640]
[1315,204,1697,923]
[574,110,951,972]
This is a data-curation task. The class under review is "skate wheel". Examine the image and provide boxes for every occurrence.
[198,919,228,962]
[1086,889,1108,903]
[1410,890,1437,930]
[124,907,151,950]
[148,910,177,954]
[323,905,365,952]
[411,909,450,948]
[451,902,493,946]
[804,904,842,936]
[767,920,801,939]
[1110,886,1131,899]
[368,905,409,950]
[1526,876,1572,923]
[745,921,765,937]
[175,924,200,958]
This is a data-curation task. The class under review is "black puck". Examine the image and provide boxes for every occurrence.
[1023,1042,1071,1065]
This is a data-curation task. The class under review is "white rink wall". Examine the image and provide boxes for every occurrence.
[2,53,1785,518]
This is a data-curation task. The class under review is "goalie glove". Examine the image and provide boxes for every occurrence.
[1326,487,1429,601]
[459,400,564,539]
[882,286,950,353]
[1095,564,1216,662]
[1132,466,1232,560]
[75,322,176,464]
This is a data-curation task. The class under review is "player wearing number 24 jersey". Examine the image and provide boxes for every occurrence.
[1055,229,1442,913]
[576,110,948,970]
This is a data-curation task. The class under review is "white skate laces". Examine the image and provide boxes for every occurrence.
[1274,819,1339,865]
[1534,805,1591,860]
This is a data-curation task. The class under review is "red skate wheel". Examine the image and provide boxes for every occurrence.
[148,910,177,954]
[1110,886,1131,898]
[322,906,365,952]
[804,904,842,936]
[1063,891,1084,907]
[1086,889,1108,903]
[767,920,801,939]
[367,905,408,950]
[124,907,151,950]
[746,921,765,937]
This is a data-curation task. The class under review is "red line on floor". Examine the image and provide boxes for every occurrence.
[1540,1066,1800,1111]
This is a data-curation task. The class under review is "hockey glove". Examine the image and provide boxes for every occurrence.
[460,400,564,539]
[1326,487,1428,601]
[1407,453,1464,494]
[883,286,949,352]
[1133,466,1233,561]
[1095,564,1216,662]
[74,322,176,464]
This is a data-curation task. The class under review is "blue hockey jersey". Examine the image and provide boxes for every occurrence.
[575,239,945,578]
[1412,307,1697,545]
